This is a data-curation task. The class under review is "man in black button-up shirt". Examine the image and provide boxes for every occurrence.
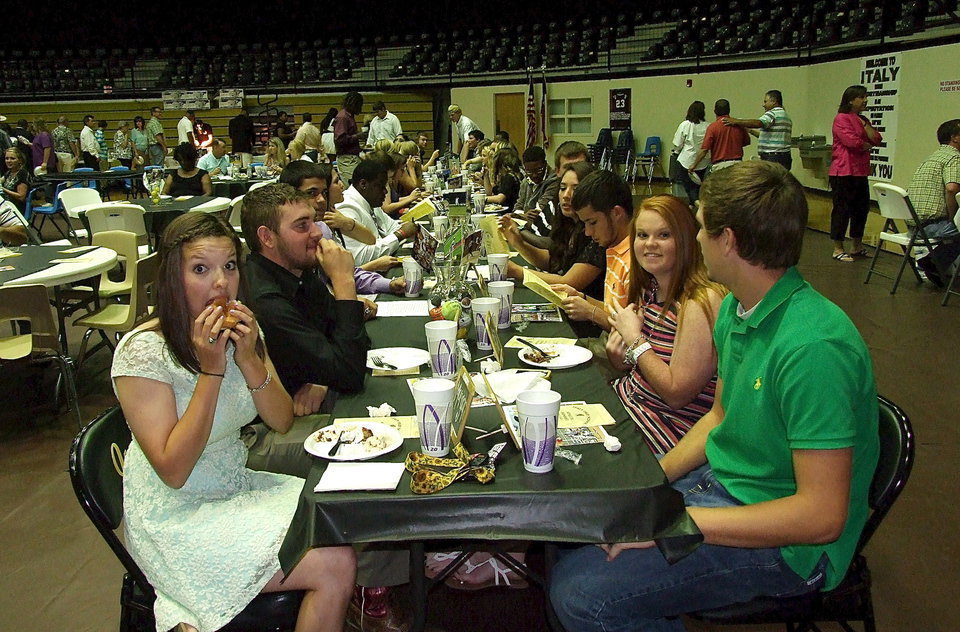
[242,183,370,416]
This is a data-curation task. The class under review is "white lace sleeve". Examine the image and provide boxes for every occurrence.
[111,330,173,385]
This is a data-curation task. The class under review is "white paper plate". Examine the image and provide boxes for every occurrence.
[303,421,404,461]
[518,344,593,370]
[366,347,431,371]
[483,204,508,213]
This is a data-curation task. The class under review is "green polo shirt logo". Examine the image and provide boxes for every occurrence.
[754,377,762,390]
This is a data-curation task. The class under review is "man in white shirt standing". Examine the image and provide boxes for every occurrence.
[79,115,100,170]
[177,110,196,146]
[448,104,478,159]
[197,139,230,176]
[367,102,403,147]
[336,157,418,266]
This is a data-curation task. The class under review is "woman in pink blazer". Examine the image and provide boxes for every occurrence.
[829,85,882,261]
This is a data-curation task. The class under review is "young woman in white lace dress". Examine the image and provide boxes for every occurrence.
[111,212,355,632]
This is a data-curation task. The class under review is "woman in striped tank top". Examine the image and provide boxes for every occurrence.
[605,195,726,454]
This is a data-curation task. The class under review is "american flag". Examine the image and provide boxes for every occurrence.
[526,73,537,150]
[540,70,549,149]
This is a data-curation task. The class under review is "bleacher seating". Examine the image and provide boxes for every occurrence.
[0,3,956,98]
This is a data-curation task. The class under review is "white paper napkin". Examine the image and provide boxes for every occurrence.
[472,369,550,404]
[313,462,406,492]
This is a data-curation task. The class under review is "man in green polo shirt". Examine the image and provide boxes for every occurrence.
[551,160,879,632]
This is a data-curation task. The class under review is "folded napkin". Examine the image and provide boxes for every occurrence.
[472,368,549,404]
[313,462,406,492]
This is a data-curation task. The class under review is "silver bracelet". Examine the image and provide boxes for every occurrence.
[247,370,272,393]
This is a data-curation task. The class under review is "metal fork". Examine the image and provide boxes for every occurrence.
[370,355,399,370]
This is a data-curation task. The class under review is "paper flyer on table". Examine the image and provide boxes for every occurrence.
[522,269,567,306]
[313,462,407,492]
[333,416,419,438]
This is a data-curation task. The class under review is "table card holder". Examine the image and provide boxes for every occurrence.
[412,228,440,272]
[486,314,504,366]
[449,366,475,446]
[481,372,521,449]
[470,263,488,296]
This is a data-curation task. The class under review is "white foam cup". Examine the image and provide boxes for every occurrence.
[516,390,561,473]
[487,281,514,330]
[402,259,423,297]
[412,378,456,456]
[471,296,501,351]
[424,320,459,378]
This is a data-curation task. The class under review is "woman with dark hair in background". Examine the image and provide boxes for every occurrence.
[672,100,709,204]
[111,212,355,632]
[499,161,605,299]
[483,145,522,210]
[131,116,148,164]
[829,84,882,262]
[164,142,212,196]
[319,107,338,162]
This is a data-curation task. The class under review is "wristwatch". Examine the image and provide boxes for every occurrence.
[624,336,652,366]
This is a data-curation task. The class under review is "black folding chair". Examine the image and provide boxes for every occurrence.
[69,406,304,632]
[689,395,915,632]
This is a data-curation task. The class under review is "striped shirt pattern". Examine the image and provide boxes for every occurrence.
[757,107,793,154]
[614,291,717,454]
[604,235,631,310]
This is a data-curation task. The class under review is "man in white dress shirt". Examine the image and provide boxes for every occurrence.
[367,102,403,147]
[177,110,196,146]
[335,157,418,266]
[79,115,100,170]
[448,104,478,158]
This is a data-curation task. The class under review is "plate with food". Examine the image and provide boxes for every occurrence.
[366,347,432,371]
[518,344,592,370]
[483,203,508,213]
[303,421,404,461]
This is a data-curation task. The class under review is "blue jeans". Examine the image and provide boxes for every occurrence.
[147,144,165,167]
[550,465,826,632]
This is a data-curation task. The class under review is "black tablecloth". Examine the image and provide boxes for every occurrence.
[37,170,145,182]
[278,283,702,573]
[211,177,271,198]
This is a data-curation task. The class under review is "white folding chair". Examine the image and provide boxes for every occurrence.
[190,196,231,215]
[864,183,945,294]
[58,187,103,243]
[248,179,277,192]
[84,204,151,257]
[229,195,245,232]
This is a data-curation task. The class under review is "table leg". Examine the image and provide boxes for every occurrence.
[53,285,69,355]
[409,542,427,632]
